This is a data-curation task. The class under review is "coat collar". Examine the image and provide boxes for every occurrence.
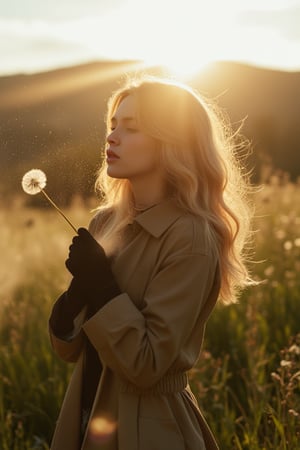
[133,199,183,238]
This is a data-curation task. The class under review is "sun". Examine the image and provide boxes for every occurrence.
[77,0,246,80]
[122,0,231,80]
[143,52,215,80]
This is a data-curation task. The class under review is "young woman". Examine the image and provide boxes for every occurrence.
[49,75,253,450]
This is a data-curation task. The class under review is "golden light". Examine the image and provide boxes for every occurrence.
[135,0,225,79]
[33,0,297,80]
[88,416,117,444]
[2,0,297,78]
[73,0,242,80]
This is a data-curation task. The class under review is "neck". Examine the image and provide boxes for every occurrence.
[130,174,167,210]
[132,192,165,211]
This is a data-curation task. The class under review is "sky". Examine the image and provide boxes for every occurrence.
[1,0,300,77]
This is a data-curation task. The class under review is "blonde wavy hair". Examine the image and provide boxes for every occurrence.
[95,75,254,304]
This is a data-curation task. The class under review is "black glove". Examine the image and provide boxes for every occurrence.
[49,278,87,337]
[65,227,121,315]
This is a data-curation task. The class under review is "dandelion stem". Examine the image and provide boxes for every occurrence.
[41,189,78,234]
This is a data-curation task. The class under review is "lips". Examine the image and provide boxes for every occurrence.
[106,149,120,162]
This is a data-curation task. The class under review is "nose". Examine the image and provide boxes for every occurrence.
[107,129,119,145]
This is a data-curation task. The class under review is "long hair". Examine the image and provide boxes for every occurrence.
[95,75,254,304]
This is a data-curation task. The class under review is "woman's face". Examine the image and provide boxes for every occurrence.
[105,95,161,183]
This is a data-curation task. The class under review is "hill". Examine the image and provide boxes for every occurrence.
[190,61,300,180]
[0,59,299,202]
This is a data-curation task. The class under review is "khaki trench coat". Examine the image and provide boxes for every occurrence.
[49,200,220,450]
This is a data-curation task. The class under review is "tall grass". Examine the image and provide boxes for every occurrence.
[0,198,92,449]
[191,178,300,449]
[0,182,300,449]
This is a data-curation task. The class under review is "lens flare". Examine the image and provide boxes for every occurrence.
[88,416,117,444]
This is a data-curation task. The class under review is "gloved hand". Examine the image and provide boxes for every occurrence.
[49,278,85,337]
[65,227,121,315]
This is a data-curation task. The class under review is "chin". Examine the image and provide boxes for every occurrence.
[107,166,127,179]
[106,166,118,178]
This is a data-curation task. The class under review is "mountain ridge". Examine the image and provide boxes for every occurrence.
[0,59,299,200]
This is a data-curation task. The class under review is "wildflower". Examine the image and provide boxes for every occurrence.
[21,169,77,233]
[280,360,292,367]
[271,372,282,383]
[289,344,300,355]
[288,409,299,417]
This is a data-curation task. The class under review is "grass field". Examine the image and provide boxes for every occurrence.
[0,181,299,449]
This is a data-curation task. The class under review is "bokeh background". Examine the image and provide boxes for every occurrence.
[1,1,300,448]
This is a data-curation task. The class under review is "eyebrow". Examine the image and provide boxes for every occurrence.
[110,116,137,124]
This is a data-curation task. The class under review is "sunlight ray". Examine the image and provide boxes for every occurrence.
[1,60,145,109]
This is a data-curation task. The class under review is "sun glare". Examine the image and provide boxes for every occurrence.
[2,0,297,78]
[146,53,215,80]
[57,0,294,80]
[114,0,243,79]
[132,0,223,79]
[76,0,235,80]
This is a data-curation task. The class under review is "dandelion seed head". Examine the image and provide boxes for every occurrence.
[22,169,47,195]
[21,168,77,233]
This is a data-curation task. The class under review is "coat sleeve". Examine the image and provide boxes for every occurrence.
[82,249,218,388]
[49,306,86,362]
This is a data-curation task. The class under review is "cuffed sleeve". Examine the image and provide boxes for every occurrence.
[49,294,86,362]
[49,328,84,363]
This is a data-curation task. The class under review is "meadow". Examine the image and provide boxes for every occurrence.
[0,179,299,449]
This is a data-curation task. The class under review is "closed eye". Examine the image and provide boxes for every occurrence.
[126,127,138,132]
